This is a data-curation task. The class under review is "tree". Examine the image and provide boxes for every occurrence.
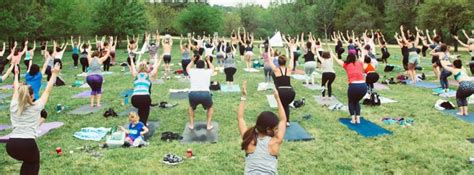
[222,12,242,36]
[305,0,337,40]
[176,4,223,35]
[334,0,383,34]
[145,4,178,34]
[0,0,42,45]
[417,0,474,51]
[384,0,419,43]
[94,0,147,37]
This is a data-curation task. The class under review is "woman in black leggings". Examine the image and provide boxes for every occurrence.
[317,51,336,100]
[268,45,295,127]
[128,53,162,125]
[364,56,379,92]
[7,63,60,175]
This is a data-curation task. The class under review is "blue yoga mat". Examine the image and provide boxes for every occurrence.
[404,80,439,89]
[432,88,455,95]
[121,89,133,97]
[339,117,392,138]
[284,122,314,141]
[443,110,474,124]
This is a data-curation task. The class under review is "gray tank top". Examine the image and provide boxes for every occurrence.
[245,136,277,175]
[148,45,158,56]
[88,57,101,75]
[223,54,236,68]
[182,50,190,60]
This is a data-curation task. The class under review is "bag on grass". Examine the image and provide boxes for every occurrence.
[103,108,118,118]
[55,76,66,86]
[209,81,220,91]
[293,98,305,108]
[384,65,394,72]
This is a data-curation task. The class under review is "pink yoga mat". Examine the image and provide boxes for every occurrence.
[0,84,13,90]
[0,122,64,143]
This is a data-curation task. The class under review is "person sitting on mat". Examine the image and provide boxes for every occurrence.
[334,51,367,124]
[186,55,215,130]
[440,59,474,116]
[119,111,149,147]
[6,64,60,175]
[237,80,287,174]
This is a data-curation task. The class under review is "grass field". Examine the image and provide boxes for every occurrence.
[1,42,474,174]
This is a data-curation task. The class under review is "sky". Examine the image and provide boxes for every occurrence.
[208,0,271,8]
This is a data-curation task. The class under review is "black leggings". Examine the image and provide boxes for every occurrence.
[365,72,380,91]
[103,57,111,71]
[277,87,296,122]
[292,52,300,71]
[131,95,151,126]
[181,59,191,76]
[23,60,31,69]
[224,67,237,82]
[321,72,336,97]
[53,59,62,69]
[347,83,368,116]
[469,60,474,75]
[6,138,40,175]
[80,57,89,72]
[72,53,79,67]
[421,46,428,57]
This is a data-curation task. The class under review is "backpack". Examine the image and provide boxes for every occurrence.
[384,65,394,72]
[363,92,381,106]
[209,81,220,91]
[103,108,118,118]
[293,98,305,108]
[55,76,66,86]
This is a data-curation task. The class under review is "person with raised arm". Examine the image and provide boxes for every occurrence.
[180,35,192,78]
[237,80,286,174]
[23,41,36,69]
[162,33,173,80]
[71,36,81,69]
[6,64,60,175]
[400,25,421,84]
[440,58,474,116]
[454,33,474,74]
[240,29,254,70]
[85,45,110,107]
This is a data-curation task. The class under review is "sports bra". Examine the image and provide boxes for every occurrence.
[274,67,291,88]
[25,52,32,60]
[245,46,253,52]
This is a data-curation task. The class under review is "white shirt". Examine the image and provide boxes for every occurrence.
[189,69,212,92]
[9,100,44,139]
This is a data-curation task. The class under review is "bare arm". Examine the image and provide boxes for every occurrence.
[440,60,455,73]
[12,67,19,100]
[206,56,215,72]
[186,57,195,74]
[454,36,469,48]
[150,56,162,77]
[272,90,287,144]
[462,29,471,40]
[1,64,14,81]
[237,80,248,138]
[332,51,344,66]
[39,64,60,105]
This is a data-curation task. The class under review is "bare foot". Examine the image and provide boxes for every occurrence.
[356,117,361,124]
[350,120,356,124]
[188,124,194,130]
[96,104,101,107]
[206,124,214,130]
[456,112,466,116]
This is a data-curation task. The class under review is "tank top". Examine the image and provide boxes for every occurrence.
[80,51,88,59]
[343,62,364,83]
[88,57,101,75]
[47,56,54,67]
[148,44,158,56]
[365,63,375,73]
[223,55,236,68]
[56,50,65,59]
[182,50,190,60]
[262,52,270,64]
[304,51,315,62]
[320,58,335,73]
[274,67,291,88]
[24,51,32,60]
[408,44,417,53]
[246,46,253,52]
[454,71,462,81]
[244,136,277,175]
[72,47,79,54]
[132,73,151,95]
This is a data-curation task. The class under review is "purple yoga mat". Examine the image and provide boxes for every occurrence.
[0,124,11,131]
[0,84,13,90]
[72,91,92,98]
[0,122,64,143]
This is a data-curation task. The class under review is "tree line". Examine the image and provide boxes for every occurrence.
[1,0,473,48]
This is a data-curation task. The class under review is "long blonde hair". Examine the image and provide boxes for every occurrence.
[17,84,34,116]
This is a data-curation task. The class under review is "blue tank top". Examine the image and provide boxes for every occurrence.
[73,47,79,54]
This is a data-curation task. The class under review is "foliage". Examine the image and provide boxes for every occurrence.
[175,4,223,35]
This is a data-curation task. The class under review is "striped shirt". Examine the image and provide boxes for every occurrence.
[132,73,151,95]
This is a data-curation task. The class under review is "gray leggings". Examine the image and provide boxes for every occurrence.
[304,61,317,77]
[264,64,273,82]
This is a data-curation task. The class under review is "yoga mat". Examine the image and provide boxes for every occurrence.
[72,90,92,98]
[0,122,64,143]
[404,80,439,89]
[169,89,189,100]
[243,68,260,73]
[339,117,392,138]
[68,104,107,115]
[374,83,390,90]
[291,74,307,81]
[80,83,90,88]
[302,84,323,90]
[439,91,456,98]
[181,121,219,144]
[221,84,240,92]
[314,96,341,106]
[0,84,13,90]
[379,97,398,104]
[0,93,12,100]
[101,71,113,75]
[284,122,314,141]
[432,88,455,95]
[0,124,11,131]
[121,89,134,97]
[257,82,274,91]
[119,106,138,117]
[0,104,8,110]
[143,121,160,141]
[266,95,278,108]
[443,110,474,124]
[152,79,165,85]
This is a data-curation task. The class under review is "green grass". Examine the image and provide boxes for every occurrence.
[1,43,474,174]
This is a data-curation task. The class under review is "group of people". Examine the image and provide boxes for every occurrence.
[2,26,474,174]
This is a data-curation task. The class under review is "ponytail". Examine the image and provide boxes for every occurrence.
[241,126,258,151]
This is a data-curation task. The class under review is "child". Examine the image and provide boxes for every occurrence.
[119,112,149,147]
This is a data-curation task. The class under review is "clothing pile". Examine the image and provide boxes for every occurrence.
[381,117,414,127]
